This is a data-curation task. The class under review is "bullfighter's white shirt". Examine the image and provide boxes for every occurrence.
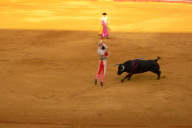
[100,16,109,25]
[97,43,108,59]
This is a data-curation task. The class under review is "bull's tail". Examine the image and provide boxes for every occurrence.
[154,56,161,62]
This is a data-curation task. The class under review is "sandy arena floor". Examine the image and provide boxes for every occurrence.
[0,0,192,128]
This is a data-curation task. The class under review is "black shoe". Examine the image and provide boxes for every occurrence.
[100,82,103,87]
[94,79,97,85]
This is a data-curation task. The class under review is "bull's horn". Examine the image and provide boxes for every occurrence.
[121,65,125,71]
[114,63,120,66]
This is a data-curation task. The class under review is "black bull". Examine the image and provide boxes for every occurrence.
[116,57,161,82]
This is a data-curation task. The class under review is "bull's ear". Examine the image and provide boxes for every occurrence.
[114,63,120,66]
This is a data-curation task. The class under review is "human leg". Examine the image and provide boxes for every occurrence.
[100,59,107,86]
[95,60,104,85]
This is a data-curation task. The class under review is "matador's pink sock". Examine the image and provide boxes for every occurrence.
[101,75,105,82]
[95,74,99,79]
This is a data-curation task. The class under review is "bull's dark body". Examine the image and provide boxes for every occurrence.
[117,57,161,82]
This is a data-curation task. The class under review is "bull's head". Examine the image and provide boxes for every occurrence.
[115,64,125,75]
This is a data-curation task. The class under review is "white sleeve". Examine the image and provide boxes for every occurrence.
[107,17,110,24]
[102,43,108,50]
[98,40,103,47]
[97,48,105,55]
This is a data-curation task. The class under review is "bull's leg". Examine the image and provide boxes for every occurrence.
[127,73,133,80]
[151,70,161,80]
[121,73,133,82]
[126,63,137,81]
[157,71,161,80]
[121,74,129,82]
[151,64,161,80]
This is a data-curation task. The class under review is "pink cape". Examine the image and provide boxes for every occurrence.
[99,20,109,37]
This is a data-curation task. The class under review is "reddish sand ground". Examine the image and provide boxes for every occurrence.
[0,1,192,128]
